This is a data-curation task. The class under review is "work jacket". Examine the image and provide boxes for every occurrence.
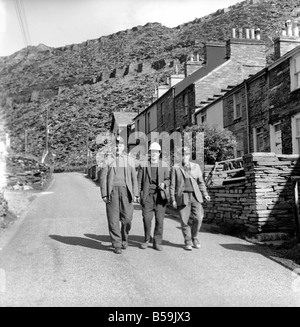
[99,154,138,202]
[170,162,208,206]
[137,159,170,205]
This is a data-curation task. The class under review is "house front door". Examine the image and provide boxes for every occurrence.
[270,122,282,154]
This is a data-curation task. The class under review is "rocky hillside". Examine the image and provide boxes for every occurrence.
[1,0,300,169]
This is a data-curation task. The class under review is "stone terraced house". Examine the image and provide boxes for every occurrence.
[131,26,266,170]
[198,19,300,158]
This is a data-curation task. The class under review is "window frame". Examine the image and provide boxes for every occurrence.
[233,91,242,120]
[290,53,300,92]
[292,113,300,154]
[253,126,265,152]
[160,102,165,124]
[183,93,189,115]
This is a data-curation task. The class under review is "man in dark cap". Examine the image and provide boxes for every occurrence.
[170,146,210,251]
[100,136,139,254]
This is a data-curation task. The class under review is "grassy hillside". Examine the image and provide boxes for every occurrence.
[1,0,300,169]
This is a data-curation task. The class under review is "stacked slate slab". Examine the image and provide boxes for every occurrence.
[203,152,300,234]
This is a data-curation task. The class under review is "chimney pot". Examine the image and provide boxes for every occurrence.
[286,19,293,36]
[250,28,255,39]
[238,28,243,39]
[232,28,236,38]
[245,28,250,39]
[293,21,299,37]
[255,28,261,40]
[281,29,287,37]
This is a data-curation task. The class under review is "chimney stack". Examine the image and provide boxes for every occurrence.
[226,26,266,67]
[274,19,300,60]
[185,52,203,77]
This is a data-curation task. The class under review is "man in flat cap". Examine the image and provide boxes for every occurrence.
[170,146,210,251]
[100,136,139,254]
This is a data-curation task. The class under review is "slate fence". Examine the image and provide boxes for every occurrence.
[203,152,300,235]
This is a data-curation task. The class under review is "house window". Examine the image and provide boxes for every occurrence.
[233,91,242,120]
[292,113,300,154]
[161,102,165,124]
[147,112,150,134]
[191,114,195,125]
[234,134,244,158]
[136,119,140,132]
[291,54,300,91]
[183,94,188,115]
[200,113,207,124]
[254,126,264,152]
[270,122,282,154]
[296,118,300,153]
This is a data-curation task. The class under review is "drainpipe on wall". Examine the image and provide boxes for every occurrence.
[172,87,176,131]
[245,81,251,154]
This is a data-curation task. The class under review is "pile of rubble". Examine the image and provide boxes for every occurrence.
[5,155,52,191]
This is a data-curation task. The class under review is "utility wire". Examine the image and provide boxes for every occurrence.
[19,0,31,44]
[13,0,31,47]
[13,0,27,45]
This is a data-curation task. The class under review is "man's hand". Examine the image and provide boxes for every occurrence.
[205,195,211,202]
[102,196,110,203]
[172,200,177,209]
[158,182,165,190]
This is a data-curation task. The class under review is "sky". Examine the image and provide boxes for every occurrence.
[0,0,240,57]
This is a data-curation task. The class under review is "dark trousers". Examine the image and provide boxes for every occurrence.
[141,192,166,246]
[106,186,134,249]
[178,192,203,245]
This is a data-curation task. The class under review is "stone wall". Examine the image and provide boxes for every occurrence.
[203,152,300,234]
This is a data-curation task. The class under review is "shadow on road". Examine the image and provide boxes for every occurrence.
[220,243,296,272]
[86,233,147,249]
[49,234,112,252]
[85,233,183,249]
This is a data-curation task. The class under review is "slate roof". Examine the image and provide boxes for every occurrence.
[112,111,137,126]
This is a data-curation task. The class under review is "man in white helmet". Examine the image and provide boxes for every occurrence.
[137,141,170,251]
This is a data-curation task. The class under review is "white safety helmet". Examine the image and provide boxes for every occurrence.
[149,142,161,151]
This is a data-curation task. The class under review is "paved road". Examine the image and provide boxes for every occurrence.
[0,172,299,307]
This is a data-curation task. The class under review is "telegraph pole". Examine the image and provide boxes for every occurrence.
[24,129,27,155]
[46,106,49,153]
[86,131,89,171]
